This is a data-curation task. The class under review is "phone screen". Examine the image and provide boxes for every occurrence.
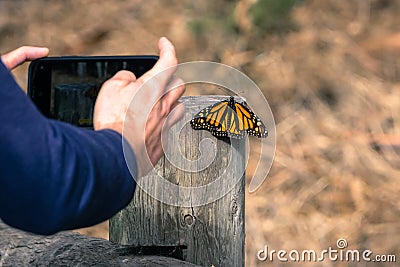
[28,56,158,128]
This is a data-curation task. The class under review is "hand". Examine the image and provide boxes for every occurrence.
[93,37,185,179]
[1,46,49,70]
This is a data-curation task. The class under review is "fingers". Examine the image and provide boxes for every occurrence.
[165,102,185,128]
[112,70,137,82]
[101,70,137,91]
[111,70,137,86]
[146,79,185,133]
[1,46,49,70]
[161,78,185,117]
[165,77,185,103]
[138,37,178,90]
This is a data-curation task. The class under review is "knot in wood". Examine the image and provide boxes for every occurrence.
[183,214,195,226]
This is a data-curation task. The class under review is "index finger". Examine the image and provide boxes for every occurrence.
[1,46,49,70]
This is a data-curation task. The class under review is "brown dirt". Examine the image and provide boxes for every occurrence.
[1,0,399,266]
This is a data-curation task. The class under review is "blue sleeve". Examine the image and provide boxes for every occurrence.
[0,60,137,235]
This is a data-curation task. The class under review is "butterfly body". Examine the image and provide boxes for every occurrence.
[190,97,268,139]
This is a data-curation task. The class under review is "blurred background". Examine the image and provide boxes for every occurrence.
[1,0,399,266]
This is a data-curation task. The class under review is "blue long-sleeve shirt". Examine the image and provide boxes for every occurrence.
[0,59,136,235]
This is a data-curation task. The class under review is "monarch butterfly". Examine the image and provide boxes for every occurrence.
[190,97,268,139]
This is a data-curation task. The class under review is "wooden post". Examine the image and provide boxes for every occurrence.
[110,96,246,267]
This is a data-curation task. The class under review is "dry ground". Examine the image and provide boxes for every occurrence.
[1,0,399,266]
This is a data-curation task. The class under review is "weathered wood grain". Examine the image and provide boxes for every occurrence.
[110,96,246,267]
[0,221,199,266]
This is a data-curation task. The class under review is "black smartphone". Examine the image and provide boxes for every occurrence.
[28,55,158,128]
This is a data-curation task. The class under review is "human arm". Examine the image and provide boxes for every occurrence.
[0,55,136,235]
[0,39,184,235]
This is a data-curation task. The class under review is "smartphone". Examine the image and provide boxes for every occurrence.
[28,56,158,128]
